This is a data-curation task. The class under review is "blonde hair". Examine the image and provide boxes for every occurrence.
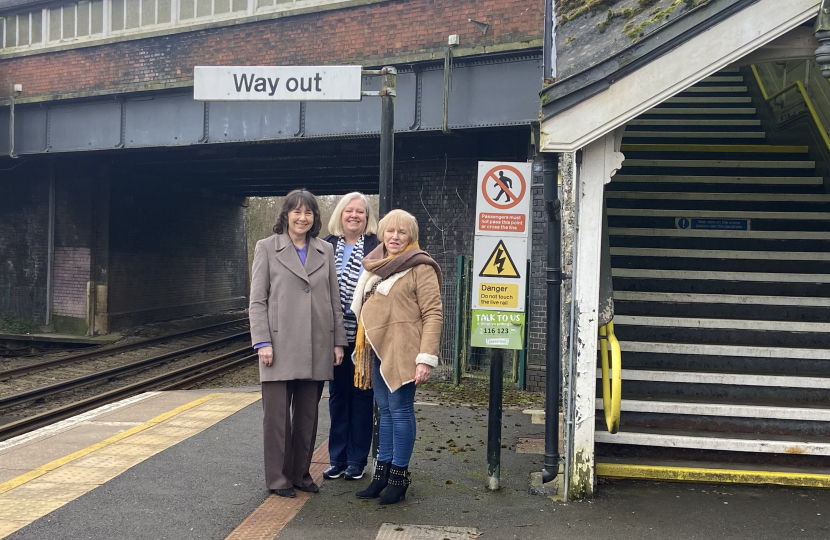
[327,193,378,237]
[377,209,419,245]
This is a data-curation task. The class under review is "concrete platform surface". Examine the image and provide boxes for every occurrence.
[0,389,828,540]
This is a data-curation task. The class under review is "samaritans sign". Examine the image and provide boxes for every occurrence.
[471,310,525,349]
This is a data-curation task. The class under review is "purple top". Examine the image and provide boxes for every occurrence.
[255,242,309,350]
[295,243,308,266]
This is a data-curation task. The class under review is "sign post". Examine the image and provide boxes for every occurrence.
[472,160,532,491]
[194,64,396,476]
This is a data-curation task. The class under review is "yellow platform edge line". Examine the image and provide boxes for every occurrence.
[597,462,830,488]
[0,392,222,495]
[620,144,810,153]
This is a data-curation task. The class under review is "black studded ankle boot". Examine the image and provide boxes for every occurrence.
[378,464,410,505]
[355,461,389,499]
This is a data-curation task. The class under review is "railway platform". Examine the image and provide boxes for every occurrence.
[1,388,828,540]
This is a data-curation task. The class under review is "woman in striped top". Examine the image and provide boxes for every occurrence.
[322,193,380,481]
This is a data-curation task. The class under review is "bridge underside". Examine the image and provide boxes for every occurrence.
[0,127,530,334]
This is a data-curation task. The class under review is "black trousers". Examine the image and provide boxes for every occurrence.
[327,344,374,468]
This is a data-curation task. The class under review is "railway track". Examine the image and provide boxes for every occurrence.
[0,317,250,380]
[0,319,256,442]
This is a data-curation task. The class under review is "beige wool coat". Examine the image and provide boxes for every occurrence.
[352,264,443,392]
[249,234,348,382]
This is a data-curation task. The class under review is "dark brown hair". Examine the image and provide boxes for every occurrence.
[273,189,322,238]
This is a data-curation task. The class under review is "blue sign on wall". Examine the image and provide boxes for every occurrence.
[676,218,749,231]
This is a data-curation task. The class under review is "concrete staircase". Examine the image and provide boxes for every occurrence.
[598,68,830,475]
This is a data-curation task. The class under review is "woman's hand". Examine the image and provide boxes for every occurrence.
[334,346,344,366]
[414,364,432,385]
[258,346,274,367]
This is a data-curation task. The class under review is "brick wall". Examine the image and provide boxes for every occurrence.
[393,130,536,383]
[107,181,248,330]
[395,158,479,283]
[0,160,50,322]
[52,169,96,331]
[0,0,543,103]
[53,247,90,318]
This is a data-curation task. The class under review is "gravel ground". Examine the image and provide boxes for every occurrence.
[189,361,261,389]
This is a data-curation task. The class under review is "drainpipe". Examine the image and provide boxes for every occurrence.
[541,152,562,484]
[8,84,22,158]
[442,46,453,134]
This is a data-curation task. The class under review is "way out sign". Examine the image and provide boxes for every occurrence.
[475,161,532,237]
[194,66,362,101]
[472,236,526,312]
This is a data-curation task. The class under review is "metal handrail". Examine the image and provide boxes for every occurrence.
[750,65,830,153]
[599,320,622,434]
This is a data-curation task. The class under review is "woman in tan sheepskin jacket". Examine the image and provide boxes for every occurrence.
[349,209,442,505]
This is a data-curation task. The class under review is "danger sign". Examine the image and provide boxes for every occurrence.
[479,240,521,279]
[475,161,532,237]
[472,236,527,312]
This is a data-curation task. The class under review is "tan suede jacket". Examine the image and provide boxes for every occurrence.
[358,264,443,392]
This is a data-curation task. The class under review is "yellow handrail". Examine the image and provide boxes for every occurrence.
[599,320,622,434]
[750,65,830,153]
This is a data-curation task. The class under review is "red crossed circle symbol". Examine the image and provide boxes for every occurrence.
[481,165,526,210]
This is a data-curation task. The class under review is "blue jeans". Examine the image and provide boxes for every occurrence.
[328,344,374,468]
[373,358,417,468]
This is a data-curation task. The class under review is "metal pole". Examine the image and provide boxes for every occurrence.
[543,0,554,81]
[487,350,503,490]
[541,153,562,484]
[9,93,16,159]
[44,162,56,332]
[378,67,396,216]
[370,66,397,472]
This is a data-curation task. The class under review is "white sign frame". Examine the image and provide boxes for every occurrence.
[472,236,527,312]
[194,66,363,102]
[474,161,532,238]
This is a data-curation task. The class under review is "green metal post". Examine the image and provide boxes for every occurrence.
[453,255,464,385]
[460,257,471,377]
[517,260,531,390]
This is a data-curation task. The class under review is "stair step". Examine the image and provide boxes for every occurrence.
[595,460,830,486]
[595,429,830,455]
[681,86,748,93]
[610,228,830,240]
[615,290,830,306]
[612,175,822,185]
[665,97,752,104]
[606,191,830,201]
[623,131,765,139]
[622,159,815,169]
[701,76,744,83]
[611,248,830,261]
[628,119,761,126]
[608,208,830,220]
[596,368,830,389]
[613,268,830,283]
[613,315,830,333]
[621,144,808,153]
[618,340,830,360]
[643,107,756,115]
[597,399,830,422]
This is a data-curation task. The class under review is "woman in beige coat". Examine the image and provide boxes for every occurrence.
[350,209,443,505]
[249,189,348,498]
